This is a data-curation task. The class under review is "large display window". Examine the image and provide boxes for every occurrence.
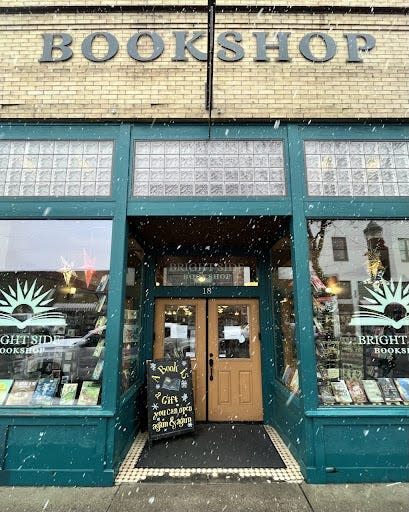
[0,220,112,407]
[308,220,409,406]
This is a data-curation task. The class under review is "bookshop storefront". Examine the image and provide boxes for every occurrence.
[0,123,408,486]
[0,0,408,489]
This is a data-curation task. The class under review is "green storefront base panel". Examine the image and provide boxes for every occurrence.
[112,389,142,473]
[4,424,104,471]
[305,419,409,484]
[0,419,115,486]
[0,469,114,487]
[270,383,305,473]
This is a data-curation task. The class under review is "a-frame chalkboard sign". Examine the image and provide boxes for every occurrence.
[146,358,195,442]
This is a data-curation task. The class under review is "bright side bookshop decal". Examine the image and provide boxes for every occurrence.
[0,280,66,355]
[349,278,409,356]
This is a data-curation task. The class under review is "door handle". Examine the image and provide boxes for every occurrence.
[209,357,214,381]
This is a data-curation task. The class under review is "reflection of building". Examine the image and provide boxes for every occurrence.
[0,0,408,489]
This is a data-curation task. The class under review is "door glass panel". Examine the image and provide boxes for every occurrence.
[163,305,196,359]
[217,305,250,359]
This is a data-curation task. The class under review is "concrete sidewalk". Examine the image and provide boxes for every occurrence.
[0,482,408,512]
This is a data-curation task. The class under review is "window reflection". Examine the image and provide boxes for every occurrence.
[162,305,196,359]
[217,305,250,359]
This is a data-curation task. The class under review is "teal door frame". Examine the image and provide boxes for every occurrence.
[138,245,277,424]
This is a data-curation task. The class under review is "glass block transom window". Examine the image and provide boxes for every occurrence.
[0,140,114,197]
[305,140,409,197]
[133,140,285,197]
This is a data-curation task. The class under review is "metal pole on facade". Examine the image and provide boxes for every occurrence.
[206,0,216,139]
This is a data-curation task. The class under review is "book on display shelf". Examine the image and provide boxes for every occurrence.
[31,377,59,405]
[59,383,79,405]
[282,365,295,386]
[345,379,368,404]
[377,378,402,403]
[288,368,299,393]
[318,383,336,405]
[362,380,384,404]
[0,379,14,405]
[5,380,37,406]
[96,274,109,292]
[77,381,101,406]
[92,359,104,380]
[330,380,353,404]
[394,378,409,402]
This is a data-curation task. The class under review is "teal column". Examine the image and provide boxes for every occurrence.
[287,124,318,411]
[102,124,131,413]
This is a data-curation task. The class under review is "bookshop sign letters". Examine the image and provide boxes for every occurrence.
[39,31,376,64]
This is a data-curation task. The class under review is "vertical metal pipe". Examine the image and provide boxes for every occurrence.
[206,1,216,139]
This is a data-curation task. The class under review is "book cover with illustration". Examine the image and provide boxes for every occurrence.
[377,378,402,403]
[93,339,105,358]
[330,380,352,404]
[77,381,101,406]
[31,377,59,405]
[362,379,384,403]
[394,378,409,402]
[59,383,79,405]
[96,274,109,292]
[5,380,37,406]
[282,365,295,386]
[346,379,368,404]
[0,379,14,405]
[318,383,336,405]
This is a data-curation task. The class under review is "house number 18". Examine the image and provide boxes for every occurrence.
[202,287,212,295]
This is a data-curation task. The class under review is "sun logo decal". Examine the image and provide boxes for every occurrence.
[0,280,66,330]
[349,279,409,329]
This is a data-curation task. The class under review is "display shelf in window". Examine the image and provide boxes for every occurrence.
[312,275,341,382]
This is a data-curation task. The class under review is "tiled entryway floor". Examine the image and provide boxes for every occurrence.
[116,425,304,483]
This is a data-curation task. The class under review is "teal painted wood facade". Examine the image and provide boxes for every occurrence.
[0,122,408,486]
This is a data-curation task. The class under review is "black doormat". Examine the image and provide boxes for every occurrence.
[136,423,286,469]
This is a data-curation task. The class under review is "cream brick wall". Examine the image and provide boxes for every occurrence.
[0,11,408,120]
[4,1,408,8]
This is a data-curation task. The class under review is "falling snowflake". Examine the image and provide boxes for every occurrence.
[182,360,187,366]
[181,380,188,389]
[182,393,188,402]
[155,384,160,389]
[187,422,193,428]
[150,363,156,371]
[151,403,159,410]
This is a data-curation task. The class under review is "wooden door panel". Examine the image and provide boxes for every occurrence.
[217,371,232,404]
[208,299,263,421]
[238,371,252,404]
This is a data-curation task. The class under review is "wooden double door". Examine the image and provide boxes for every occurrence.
[153,298,263,421]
